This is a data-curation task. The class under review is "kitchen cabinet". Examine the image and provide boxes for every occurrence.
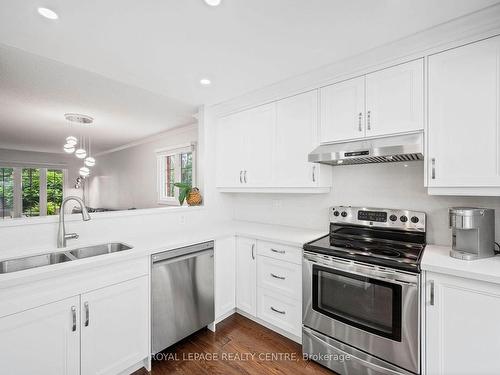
[320,76,365,142]
[0,296,80,375]
[81,276,149,375]
[215,237,236,321]
[216,103,274,189]
[427,35,500,195]
[236,237,257,316]
[216,91,331,192]
[425,272,500,375]
[274,91,331,188]
[320,59,424,144]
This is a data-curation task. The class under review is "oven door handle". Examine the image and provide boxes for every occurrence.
[303,253,418,287]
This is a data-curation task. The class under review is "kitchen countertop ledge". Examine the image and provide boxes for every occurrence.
[0,220,326,288]
[421,245,500,285]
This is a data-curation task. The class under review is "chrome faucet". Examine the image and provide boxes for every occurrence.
[57,196,91,248]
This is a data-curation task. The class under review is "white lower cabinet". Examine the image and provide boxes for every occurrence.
[81,276,149,375]
[215,237,236,321]
[233,236,302,340]
[0,296,80,375]
[425,272,500,375]
[0,272,149,375]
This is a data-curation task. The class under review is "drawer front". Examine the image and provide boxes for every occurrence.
[257,240,302,265]
[257,287,301,337]
[257,256,301,300]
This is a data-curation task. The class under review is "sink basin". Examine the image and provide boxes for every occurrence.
[0,252,72,274]
[69,242,133,259]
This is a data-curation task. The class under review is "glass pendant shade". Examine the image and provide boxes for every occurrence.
[79,166,90,177]
[75,148,87,159]
[84,156,96,167]
[64,143,75,153]
[65,136,78,146]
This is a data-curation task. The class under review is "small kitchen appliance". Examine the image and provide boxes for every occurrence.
[449,207,495,260]
[303,206,426,375]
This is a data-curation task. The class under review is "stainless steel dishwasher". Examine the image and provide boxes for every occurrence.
[151,241,214,353]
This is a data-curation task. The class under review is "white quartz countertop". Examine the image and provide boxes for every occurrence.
[421,245,500,285]
[0,220,326,287]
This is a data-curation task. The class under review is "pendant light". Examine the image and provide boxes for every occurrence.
[63,143,75,153]
[79,166,90,177]
[66,136,77,146]
[75,135,87,159]
[84,136,96,167]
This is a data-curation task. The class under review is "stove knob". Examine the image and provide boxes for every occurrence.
[341,211,347,217]
[333,211,340,217]
[411,216,419,223]
[389,215,397,222]
[400,215,408,223]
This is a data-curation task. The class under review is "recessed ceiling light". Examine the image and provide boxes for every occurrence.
[204,0,221,6]
[38,7,58,20]
[200,78,212,86]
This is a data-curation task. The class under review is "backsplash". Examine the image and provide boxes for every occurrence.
[231,161,500,246]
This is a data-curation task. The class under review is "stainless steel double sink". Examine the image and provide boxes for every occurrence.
[0,243,132,274]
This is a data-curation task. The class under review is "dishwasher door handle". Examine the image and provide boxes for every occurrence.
[152,248,214,266]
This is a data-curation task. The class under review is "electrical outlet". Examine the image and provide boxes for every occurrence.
[272,199,282,209]
[179,215,186,225]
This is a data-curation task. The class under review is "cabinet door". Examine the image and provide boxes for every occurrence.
[0,296,80,375]
[216,112,245,188]
[426,272,500,375]
[428,36,500,187]
[81,276,149,375]
[236,237,257,315]
[320,76,365,143]
[215,236,236,320]
[274,91,320,187]
[365,59,423,137]
[240,103,275,187]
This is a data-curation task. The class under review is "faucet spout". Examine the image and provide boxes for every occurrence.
[57,196,91,248]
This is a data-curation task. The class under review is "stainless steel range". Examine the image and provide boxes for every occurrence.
[302,206,426,375]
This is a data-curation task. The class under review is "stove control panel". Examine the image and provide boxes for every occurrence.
[330,206,426,232]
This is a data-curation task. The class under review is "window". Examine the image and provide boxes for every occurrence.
[157,144,196,205]
[0,166,65,219]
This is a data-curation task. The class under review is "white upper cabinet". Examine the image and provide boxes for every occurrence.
[320,76,365,143]
[216,91,331,192]
[275,91,330,188]
[428,35,500,193]
[320,59,424,144]
[365,59,424,137]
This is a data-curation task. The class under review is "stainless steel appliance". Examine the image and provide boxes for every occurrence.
[449,207,495,260]
[303,206,426,375]
[308,133,423,166]
[151,241,214,353]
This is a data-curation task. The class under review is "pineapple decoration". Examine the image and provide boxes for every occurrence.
[173,183,203,206]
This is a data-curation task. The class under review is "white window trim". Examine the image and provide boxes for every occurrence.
[156,143,196,206]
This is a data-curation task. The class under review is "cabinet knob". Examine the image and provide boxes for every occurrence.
[367,110,371,130]
[431,158,436,180]
[71,306,77,332]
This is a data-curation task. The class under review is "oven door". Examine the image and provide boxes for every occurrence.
[303,251,420,374]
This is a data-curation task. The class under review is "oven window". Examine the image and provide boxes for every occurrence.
[312,265,402,341]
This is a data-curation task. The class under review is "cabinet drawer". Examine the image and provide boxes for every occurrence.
[257,241,302,265]
[257,256,301,300]
[257,287,301,337]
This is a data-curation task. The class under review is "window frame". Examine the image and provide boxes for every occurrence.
[156,143,196,206]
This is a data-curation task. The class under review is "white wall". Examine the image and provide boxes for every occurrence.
[230,162,500,246]
[87,125,198,210]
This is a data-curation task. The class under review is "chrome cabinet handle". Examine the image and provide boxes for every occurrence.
[431,158,436,180]
[430,280,435,306]
[270,306,286,315]
[71,306,77,332]
[84,301,90,327]
[271,248,285,254]
[312,166,316,182]
[270,273,286,280]
[358,112,363,131]
[367,110,371,130]
[244,170,247,183]
[239,170,243,183]
[251,244,255,260]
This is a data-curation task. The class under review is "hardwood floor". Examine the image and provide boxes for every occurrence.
[134,313,336,375]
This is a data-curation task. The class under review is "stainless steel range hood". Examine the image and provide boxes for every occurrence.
[308,133,423,166]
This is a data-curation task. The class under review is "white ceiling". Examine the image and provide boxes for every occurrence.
[0,0,498,153]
